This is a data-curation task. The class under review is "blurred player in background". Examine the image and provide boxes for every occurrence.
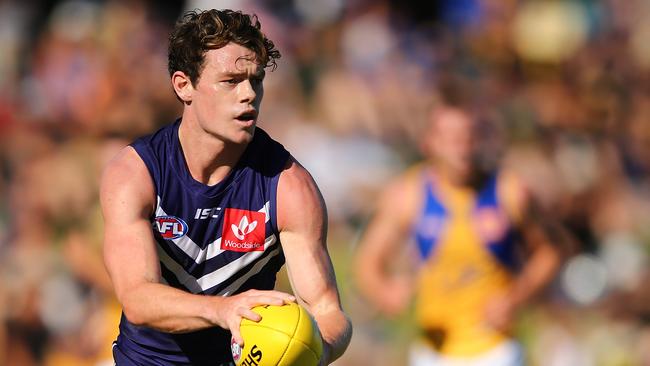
[355,101,563,365]
[100,9,351,366]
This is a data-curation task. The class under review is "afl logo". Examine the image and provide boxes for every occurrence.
[154,216,188,239]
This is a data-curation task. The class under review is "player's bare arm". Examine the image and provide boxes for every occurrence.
[101,147,294,339]
[277,156,352,365]
[354,171,420,316]
[484,172,563,331]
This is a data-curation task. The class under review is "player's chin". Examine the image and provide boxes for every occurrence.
[230,123,256,143]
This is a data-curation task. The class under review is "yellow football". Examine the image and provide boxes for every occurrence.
[231,302,323,366]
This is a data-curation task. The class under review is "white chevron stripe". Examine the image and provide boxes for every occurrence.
[155,197,271,264]
[158,234,278,293]
[218,247,282,296]
[157,246,203,293]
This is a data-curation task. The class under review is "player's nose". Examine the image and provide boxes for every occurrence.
[237,79,256,103]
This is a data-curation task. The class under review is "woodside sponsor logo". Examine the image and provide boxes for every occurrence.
[221,208,265,252]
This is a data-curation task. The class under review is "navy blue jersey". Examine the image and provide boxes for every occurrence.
[114,119,289,365]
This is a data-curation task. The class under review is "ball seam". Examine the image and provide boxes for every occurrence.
[276,304,301,365]
[241,305,321,364]
[240,323,294,337]
[290,306,321,362]
[285,334,322,362]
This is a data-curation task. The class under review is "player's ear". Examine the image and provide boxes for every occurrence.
[172,71,193,103]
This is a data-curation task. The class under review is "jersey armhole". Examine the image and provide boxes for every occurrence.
[128,143,159,216]
[267,155,290,235]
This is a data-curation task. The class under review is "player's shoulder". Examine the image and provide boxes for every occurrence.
[103,146,147,178]
[276,155,325,230]
[277,155,317,193]
[496,169,529,198]
[496,168,531,223]
[372,162,426,223]
[100,146,154,202]
[383,162,427,199]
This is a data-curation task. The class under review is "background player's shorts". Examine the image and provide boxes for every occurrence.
[409,339,524,366]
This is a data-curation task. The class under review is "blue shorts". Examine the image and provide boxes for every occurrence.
[112,342,235,366]
[112,343,138,366]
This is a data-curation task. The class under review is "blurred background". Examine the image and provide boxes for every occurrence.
[0,0,649,365]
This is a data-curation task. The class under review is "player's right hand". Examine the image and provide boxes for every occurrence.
[213,289,295,346]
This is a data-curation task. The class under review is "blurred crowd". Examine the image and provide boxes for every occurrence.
[0,0,649,365]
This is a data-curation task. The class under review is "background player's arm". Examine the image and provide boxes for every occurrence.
[277,157,352,365]
[101,147,293,342]
[354,174,419,316]
[485,172,564,331]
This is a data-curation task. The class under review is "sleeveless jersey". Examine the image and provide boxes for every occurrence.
[412,171,520,356]
[114,120,289,365]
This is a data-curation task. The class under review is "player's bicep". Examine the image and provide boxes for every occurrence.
[100,147,160,301]
[277,158,340,312]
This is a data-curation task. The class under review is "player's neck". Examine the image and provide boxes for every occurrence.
[431,164,469,187]
[178,118,248,186]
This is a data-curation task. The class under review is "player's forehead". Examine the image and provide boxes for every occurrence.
[205,43,263,76]
[427,107,477,140]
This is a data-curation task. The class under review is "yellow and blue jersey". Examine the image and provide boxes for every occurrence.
[412,170,520,356]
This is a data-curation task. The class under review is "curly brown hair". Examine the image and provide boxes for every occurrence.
[168,9,281,86]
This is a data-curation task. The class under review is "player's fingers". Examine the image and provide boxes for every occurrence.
[231,327,244,346]
[253,290,296,303]
[244,289,295,303]
[229,315,245,346]
[250,295,286,307]
[239,307,262,323]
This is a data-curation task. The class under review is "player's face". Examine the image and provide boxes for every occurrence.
[191,43,265,144]
[427,108,477,182]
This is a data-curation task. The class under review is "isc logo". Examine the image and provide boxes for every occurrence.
[154,216,188,239]
[194,207,221,219]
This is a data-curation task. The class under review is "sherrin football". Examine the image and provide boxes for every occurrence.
[231,302,323,366]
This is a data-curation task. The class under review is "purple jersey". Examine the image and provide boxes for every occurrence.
[113,119,289,365]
